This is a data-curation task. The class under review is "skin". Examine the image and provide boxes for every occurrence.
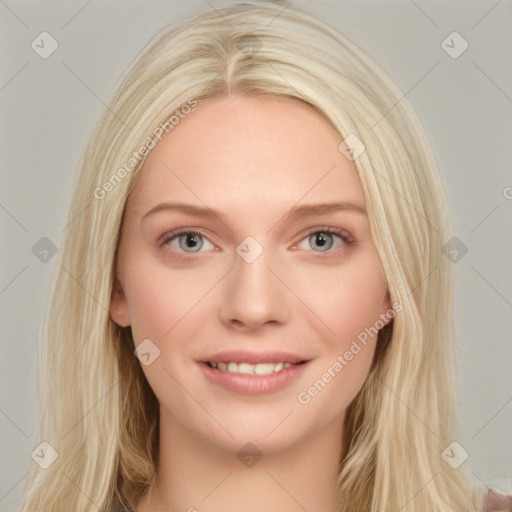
[110,94,391,512]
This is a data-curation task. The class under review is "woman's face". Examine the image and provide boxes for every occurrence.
[111,94,391,453]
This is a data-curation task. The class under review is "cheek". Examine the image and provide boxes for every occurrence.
[295,256,386,415]
[122,264,204,401]
[123,272,169,343]
[297,251,388,349]
[120,248,212,342]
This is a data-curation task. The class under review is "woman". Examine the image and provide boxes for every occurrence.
[20,2,500,511]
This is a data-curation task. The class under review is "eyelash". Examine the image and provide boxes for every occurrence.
[158,226,355,260]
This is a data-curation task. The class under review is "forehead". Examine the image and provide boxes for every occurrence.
[127,95,364,218]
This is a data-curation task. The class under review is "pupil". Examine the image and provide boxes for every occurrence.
[316,233,327,246]
[186,234,198,247]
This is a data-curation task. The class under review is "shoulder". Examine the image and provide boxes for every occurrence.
[483,488,512,511]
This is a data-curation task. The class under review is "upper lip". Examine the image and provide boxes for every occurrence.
[200,350,309,365]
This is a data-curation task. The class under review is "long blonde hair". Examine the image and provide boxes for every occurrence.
[20,3,485,511]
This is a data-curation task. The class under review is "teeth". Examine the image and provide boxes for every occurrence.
[238,363,254,375]
[208,361,296,375]
[254,363,275,375]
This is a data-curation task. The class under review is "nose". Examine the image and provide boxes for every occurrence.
[219,247,291,331]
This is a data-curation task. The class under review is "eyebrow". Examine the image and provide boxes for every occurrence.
[142,201,366,223]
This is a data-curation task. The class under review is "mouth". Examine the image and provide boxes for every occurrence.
[198,351,310,395]
[205,360,305,375]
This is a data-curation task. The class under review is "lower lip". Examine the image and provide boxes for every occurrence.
[198,361,309,395]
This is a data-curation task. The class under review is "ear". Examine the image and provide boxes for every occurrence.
[110,277,131,327]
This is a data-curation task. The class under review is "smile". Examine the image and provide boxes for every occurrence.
[207,361,295,375]
[199,352,310,395]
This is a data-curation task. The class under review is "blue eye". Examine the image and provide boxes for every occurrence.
[298,230,346,252]
[166,232,214,253]
[160,227,353,258]
[308,232,335,251]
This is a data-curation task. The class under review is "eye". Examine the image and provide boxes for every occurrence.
[163,230,215,254]
[296,228,352,253]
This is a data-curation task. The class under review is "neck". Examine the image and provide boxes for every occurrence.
[136,408,344,512]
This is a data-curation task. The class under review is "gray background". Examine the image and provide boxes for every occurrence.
[1,1,511,510]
